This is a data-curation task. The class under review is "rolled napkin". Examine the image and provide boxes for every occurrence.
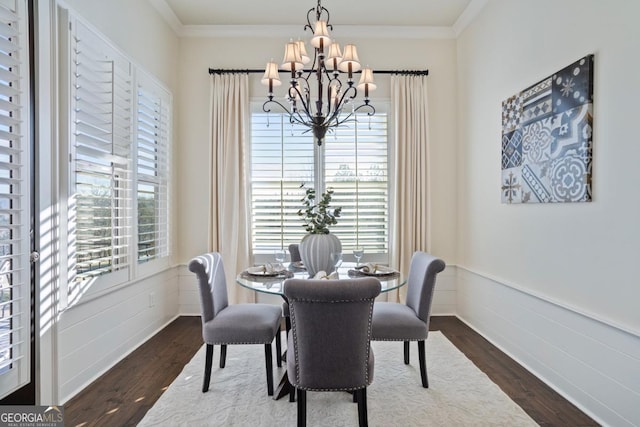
[247,263,286,275]
[355,263,396,274]
[356,263,380,274]
[312,270,339,280]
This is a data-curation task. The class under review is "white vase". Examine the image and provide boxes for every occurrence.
[299,233,342,276]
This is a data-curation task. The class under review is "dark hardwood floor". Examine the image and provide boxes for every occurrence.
[65,316,598,427]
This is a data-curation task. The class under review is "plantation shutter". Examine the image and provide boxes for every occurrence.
[135,73,170,263]
[325,113,389,254]
[0,0,31,397]
[250,111,389,257]
[250,113,313,252]
[69,18,132,281]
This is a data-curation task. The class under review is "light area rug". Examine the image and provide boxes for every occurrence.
[138,332,538,426]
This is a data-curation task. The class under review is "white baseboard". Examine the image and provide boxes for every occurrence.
[455,266,640,427]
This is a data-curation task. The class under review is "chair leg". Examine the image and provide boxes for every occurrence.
[203,344,213,393]
[418,340,428,388]
[285,316,291,339]
[219,344,227,368]
[357,388,368,427]
[265,343,274,396]
[297,389,306,427]
[404,341,410,364]
[275,325,282,368]
[289,381,296,402]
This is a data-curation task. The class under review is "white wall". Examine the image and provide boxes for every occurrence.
[456,1,640,425]
[36,0,182,403]
[175,35,459,263]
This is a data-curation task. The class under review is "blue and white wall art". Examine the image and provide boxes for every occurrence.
[501,54,594,203]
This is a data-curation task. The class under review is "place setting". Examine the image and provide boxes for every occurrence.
[346,248,399,278]
[241,250,294,281]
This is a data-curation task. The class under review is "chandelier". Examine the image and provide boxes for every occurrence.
[261,0,376,146]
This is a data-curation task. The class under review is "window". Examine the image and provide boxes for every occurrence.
[60,12,172,296]
[135,73,170,264]
[0,0,31,397]
[68,18,132,282]
[250,109,389,262]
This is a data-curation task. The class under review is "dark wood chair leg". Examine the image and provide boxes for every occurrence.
[203,344,213,393]
[275,325,282,368]
[357,388,368,427]
[418,340,428,388]
[288,380,296,402]
[219,344,227,368]
[297,389,306,427]
[404,341,410,364]
[265,343,274,396]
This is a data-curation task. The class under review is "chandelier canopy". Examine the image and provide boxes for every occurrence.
[261,0,376,146]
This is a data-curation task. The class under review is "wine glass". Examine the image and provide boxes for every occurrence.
[331,252,343,272]
[274,249,286,264]
[353,247,364,266]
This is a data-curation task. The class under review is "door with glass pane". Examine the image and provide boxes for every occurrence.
[0,0,33,401]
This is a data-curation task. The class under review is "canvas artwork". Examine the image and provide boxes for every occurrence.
[501,54,594,203]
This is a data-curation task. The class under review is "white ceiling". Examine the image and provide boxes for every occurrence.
[150,0,486,38]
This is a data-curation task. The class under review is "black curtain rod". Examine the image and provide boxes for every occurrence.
[208,68,428,76]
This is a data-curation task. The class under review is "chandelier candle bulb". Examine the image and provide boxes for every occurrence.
[282,41,303,72]
[296,39,311,64]
[338,44,361,78]
[358,68,377,100]
[261,61,281,97]
[311,20,331,50]
[326,42,342,72]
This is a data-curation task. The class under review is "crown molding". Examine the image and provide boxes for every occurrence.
[452,0,488,37]
[149,0,183,34]
[180,24,456,39]
[150,0,486,40]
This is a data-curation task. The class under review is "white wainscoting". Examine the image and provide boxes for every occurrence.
[178,264,201,315]
[456,266,640,427]
[178,264,457,316]
[58,268,180,403]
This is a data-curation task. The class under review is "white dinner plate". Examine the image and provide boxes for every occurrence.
[356,265,397,276]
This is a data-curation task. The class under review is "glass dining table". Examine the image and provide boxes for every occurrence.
[236,261,406,400]
[236,262,406,297]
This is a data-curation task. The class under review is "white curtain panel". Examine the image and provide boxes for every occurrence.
[390,74,431,302]
[208,73,254,303]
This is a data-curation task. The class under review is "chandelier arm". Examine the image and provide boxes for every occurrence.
[352,103,376,116]
[291,107,312,127]
[305,6,316,31]
[306,0,332,28]
[334,85,358,109]
[288,85,313,120]
[263,98,294,115]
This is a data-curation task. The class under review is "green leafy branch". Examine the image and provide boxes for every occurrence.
[297,183,342,234]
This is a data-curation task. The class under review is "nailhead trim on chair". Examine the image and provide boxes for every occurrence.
[289,297,376,392]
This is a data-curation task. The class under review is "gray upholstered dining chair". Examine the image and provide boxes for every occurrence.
[371,251,445,388]
[284,277,381,427]
[288,243,301,263]
[189,252,282,395]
